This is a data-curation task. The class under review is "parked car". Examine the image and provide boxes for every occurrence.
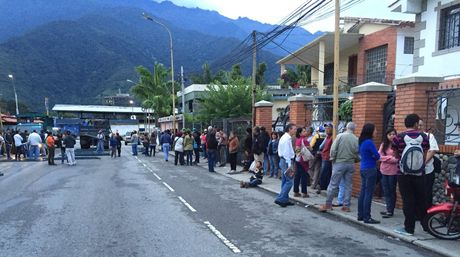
[124,131,132,145]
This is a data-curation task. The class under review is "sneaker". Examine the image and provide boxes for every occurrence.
[394,227,414,236]
[274,200,287,208]
[293,192,301,197]
[382,212,394,218]
[319,204,332,212]
[286,202,295,206]
[364,218,380,224]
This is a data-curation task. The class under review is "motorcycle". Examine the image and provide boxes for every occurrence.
[425,160,460,240]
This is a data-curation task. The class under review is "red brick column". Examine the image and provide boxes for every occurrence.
[288,94,313,128]
[255,100,274,133]
[350,82,392,197]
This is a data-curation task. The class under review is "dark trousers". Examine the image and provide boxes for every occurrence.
[319,160,332,190]
[150,145,156,156]
[193,148,200,163]
[117,145,121,157]
[185,150,193,165]
[294,162,309,193]
[357,168,378,221]
[47,147,55,165]
[424,172,435,208]
[5,143,11,159]
[207,149,217,172]
[174,151,184,165]
[228,152,237,171]
[61,148,66,163]
[381,174,398,214]
[15,145,24,160]
[398,175,427,234]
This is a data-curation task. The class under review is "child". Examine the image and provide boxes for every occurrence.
[240,161,264,188]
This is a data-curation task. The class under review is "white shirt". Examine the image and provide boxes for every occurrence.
[14,134,23,146]
[27,132,42,146]
[174,137,184,152]
[278,132,295,167]
[425,132,439,174]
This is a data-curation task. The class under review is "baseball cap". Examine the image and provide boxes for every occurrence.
[318,126,325,132]
[324,122,333,128]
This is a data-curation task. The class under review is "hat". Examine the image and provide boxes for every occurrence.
[324,122,333,128]
[318,126,325,132]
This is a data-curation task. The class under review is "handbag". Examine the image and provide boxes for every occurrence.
[300,139,314,161]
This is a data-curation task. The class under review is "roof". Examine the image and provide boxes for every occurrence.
[277,32,362,65]
[343,17,414,33]
[52,104,151,114]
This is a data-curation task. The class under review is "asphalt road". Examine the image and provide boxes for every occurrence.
[0,150,442,257]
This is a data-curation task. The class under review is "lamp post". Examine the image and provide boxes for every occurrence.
[142,12,176,132]
[8,74,19,116]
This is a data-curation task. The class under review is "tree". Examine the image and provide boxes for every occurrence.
[279,65,311,88]
[296,65,311,87]
[256,62,267,88]
[190,62,213,84]
[230,64,243,81]
[131,64,173,124]
[339,99,353,121]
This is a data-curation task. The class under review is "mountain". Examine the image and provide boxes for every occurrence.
[0,7,281,111]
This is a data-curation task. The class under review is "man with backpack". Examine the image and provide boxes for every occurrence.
[392,113,430,236]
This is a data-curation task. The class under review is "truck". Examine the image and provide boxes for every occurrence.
[79,119,111,149]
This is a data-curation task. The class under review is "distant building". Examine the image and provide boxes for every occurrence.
[103,89,134,107]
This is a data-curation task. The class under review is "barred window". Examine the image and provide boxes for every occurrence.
[404,37,414,54]
[439,4,460,50]
[365,45,387,84]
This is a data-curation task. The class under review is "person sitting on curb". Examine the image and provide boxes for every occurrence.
[240,161,263,188]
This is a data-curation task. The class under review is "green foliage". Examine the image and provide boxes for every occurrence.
[230,64,243,81]
[256,62,267,88]
[339,99,353,121]
[280,65,311,88]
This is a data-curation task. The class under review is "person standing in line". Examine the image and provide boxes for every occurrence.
[319,122,359,212]
[268,132,280,178]
[228,130,240,173]
[63,131,76,166]
[206,126,218,172]
[392,114,429,236]
[309,126,326,190]
[274,123,297,207]
[318,123,334,194]
[109,133,118,158]
[27,130,42,160]
[357,123,381,224]
[131,131,139,156]
[160,130,172,162]
[149,132,157,157]
[174,132,185,165]
[418,119,439,209]
[217,129,228,167]
[293,127,311,198]
[96,130,105,154]
[115,132,122,157]
[184,130,194,165]
[56,133,66,164]
[46,132,56,165]
[200,129,207,159]
[260,126,271,175]
[378,128,399,218]
[192,130,201,164]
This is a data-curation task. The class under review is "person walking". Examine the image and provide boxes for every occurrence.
[160,130,172,162]
[131,131,139,156]
[228,130,240,173]
[63,131,76,166]
[96,130,105,154]
[46,133,56,165]
[392,114,430,236]
[268,132,280,178]
[274,123,297,207]
[378,128,399,218]
[319,122,359,212]
[27,130,42,160]
[357,123,381,224]
[116,132,122,157]
[149,132,157,157]
[318,123,334,194]
[293,127,312,198]
[206,126,218,172]
[174,132,185,166]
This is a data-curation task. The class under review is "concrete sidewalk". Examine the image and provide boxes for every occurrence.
[189,158,457,257]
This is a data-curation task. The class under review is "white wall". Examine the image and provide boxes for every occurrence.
[418,0,460,76]
[395,27,415,79]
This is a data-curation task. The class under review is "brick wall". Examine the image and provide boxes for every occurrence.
[357,26,397,85]
[288,96,313,128]
[255,106,273,133]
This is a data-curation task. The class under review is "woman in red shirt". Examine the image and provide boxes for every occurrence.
[294,127,311,198]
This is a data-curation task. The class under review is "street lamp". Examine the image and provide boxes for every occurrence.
[142,12,176,131]
[8,74,19,116]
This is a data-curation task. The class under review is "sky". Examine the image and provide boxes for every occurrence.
[157,0,414,33]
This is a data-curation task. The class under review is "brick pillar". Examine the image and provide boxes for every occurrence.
[288,94,313,127]
[350,82,392,197]
[393,76,443,134]
[255,100,274,133]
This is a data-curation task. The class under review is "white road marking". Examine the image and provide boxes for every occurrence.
[178,196,197,212]
[162,182,175,192]
[142,163,147,167]
[203,221,241,253]
[153,173,162,180]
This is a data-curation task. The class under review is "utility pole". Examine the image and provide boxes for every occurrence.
[332,0,340,139]
[251,30,257,127]
[181,66,185,129]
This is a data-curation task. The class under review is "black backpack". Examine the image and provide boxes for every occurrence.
[312,136,325,154]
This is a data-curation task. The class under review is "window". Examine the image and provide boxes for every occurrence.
[404,37,414,54]
[365,45,387,84]
[439,4,460,50]
[324,63,334,85]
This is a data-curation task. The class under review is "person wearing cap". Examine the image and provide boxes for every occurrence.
[309,126,326,190]
[318,123,334,194]
[96,129,105,154]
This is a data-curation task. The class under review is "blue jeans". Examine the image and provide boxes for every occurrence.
[269,154,279,177]
[319,160,332,190]
[381,174,398,214]
[263,153,270,175]
[162,143,170,161]
[201,144,207,158]
[337,179,345,205]
[358,168,378,221]
[207,149,217,172]
[96,140,104,153]
[275,158,293,203]
[132,144,138,155]
[29,145,39,160]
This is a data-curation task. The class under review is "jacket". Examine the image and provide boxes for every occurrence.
[174,137,184,152]
[329,131,359,163]
[378,144,399,175]
[228,136,240,153]
[184,135,193,151]
[46,135,55,148]
[63,135,76,148]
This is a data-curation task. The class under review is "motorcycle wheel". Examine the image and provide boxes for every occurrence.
[426,211,460,240]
